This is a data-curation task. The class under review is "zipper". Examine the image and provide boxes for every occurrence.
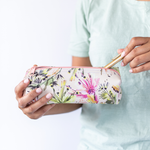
[28,65,121,77]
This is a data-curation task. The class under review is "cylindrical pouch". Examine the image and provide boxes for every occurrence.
[23,65,122,105]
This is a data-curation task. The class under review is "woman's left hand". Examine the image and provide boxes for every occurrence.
[118,37,150,73]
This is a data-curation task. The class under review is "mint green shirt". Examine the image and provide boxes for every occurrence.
[68,0,150,149]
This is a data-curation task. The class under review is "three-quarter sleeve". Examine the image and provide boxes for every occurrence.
[67,0,90,57]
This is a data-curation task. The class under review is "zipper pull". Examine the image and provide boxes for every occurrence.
[24,65,38,79]
[30,64,38,74]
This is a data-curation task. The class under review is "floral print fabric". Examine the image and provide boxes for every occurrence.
[23,66,122,105]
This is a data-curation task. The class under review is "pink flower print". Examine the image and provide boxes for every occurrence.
[75,73,100,103]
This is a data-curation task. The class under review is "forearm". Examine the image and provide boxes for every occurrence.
[72,56,92,66]
[44,104,82,115]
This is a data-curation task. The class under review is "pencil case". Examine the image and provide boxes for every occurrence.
[23,65,122,105]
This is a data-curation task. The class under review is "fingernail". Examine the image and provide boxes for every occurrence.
[121,51,125,58]
[46,93,52,99]
[36,88,42,93]
[24,79,29,84]
[121,62,124,66]
[129,69,133,73]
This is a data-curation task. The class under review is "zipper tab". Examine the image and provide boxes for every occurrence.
[30,65,38,74]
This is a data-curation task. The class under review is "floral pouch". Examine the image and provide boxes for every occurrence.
[23,65,122,105]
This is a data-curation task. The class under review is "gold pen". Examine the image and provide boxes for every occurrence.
[104,53,124,69]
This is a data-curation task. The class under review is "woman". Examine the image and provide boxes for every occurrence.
[15,0,150,149]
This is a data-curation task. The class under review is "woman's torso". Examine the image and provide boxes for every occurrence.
[78,0,150,150]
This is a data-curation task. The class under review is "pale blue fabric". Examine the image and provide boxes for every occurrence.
[67,0,150,149]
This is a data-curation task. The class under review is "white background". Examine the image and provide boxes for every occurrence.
[0,0,82,150]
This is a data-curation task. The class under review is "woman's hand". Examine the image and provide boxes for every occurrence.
[14,78,55,120]
[118,37,150,73]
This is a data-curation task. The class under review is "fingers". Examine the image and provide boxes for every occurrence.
[129,51,150,68]
[24,104,55,120]
[35,104,56,119]
[122,42,150,67]
[22,94,55,120]
[123,37,149,56]
[18,87,42,108]
[121,37,149,65]
[118,37,150,73]
[15,64,38,101]
[22,93,53,114]
[15,78,30,99]
[129,62,150,73]
[15,64,56,120]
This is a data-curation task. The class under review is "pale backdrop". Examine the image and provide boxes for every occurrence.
[0,0,82,150]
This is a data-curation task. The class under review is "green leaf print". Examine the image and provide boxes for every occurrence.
[49,98,60,103]
[63,90,67,97]
[70,68,78,81]
[28,84,39,90]
[101,92,111,101]
[111,67,120,74]
[59,80,66,100]
[52,88,61,103]
[50,81,76,103]
[106,100,112,104]
[82,68,84,76]
[40,76,57,91]
[100,90,117,104]
[63,95,75,103]
[114,94,117,103]
[43,80,49,91]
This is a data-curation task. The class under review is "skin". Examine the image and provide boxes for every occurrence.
[14,56,92,119]
[118,37,150,73]
[15,36,150,119]
[123,1,150,71]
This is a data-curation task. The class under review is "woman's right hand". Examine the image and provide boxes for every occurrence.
[14,78,56,120]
